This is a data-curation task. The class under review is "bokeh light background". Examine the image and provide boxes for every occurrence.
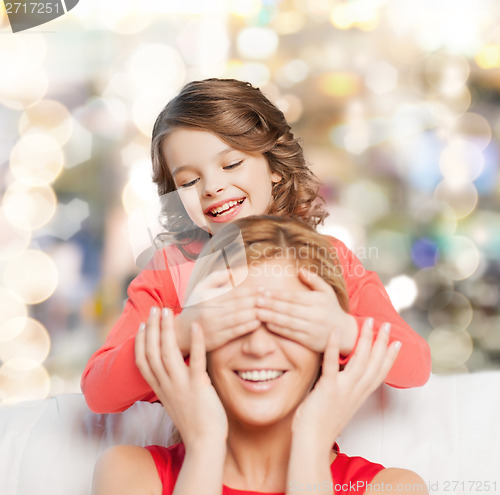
[1,0,500,403]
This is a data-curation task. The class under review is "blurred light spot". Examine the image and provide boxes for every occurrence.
[436,235,481,281]
[318,72,362,98]
[127,44,186,93]
[439,139,484,186]
[99,0,151,34]
[225,62,271,88]
[132,87,176,137]
[317,206,365,253]
[366,62,398,95]
[237,27,279,60]
[121,139,150,169]
[0,67,49,110]
[448,112,492,150]
[330,1,380,30]
[74,97,126,141]
[9,134,64,186]
[176,19,229,68]
[475,44,500,69]
[0,35,47,109]
[0,361,50,402]
[229,0,262,18]
[428,291,473,330]
[273,11,305,35]
[412,200,457,238]
[4,250,58,305]
[64,120,93,169]
[276,59,309,87]
[275,94,303,124]
[433,180,478,219]
[0,318,50,368]
[385,275,418,311]
[19,100,73,146]
[425,52,469,97]
[367,230,411,275]
[413,267,454,311]
[3,182,57,231]
[0,289,27,341]
[411,238,438,269]
[48,198,90,241]
[0,208,31,260]
[479,316,500,352]
[429,326,473,371]
[460,210,500,259]
[339,180,389,225]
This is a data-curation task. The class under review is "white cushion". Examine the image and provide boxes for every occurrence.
[1,371,498,494]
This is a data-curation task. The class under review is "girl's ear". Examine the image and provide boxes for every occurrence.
[271,172,282,184]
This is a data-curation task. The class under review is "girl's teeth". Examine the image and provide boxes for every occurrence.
[237,370,284,382]
[210,199,243,216]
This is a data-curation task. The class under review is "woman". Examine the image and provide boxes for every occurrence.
[92,216,427,495]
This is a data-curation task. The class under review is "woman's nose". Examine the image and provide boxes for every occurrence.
[241,326,277,357]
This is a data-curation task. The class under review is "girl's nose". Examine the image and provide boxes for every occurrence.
[241,326,277,357]
[202,173,225,197]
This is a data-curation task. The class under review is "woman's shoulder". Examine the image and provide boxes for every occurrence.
[331,452,385,493]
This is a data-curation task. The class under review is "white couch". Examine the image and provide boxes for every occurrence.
[1,371,499,495]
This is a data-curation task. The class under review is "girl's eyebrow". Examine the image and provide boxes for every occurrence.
[171,147,236,176]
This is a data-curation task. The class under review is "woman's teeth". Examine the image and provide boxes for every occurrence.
[237,370,284,382]
[210,199,244,216]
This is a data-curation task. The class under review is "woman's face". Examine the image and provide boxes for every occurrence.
[163,128,281,232]
[206,260,321,428]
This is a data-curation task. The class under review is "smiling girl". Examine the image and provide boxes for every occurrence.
[81,79,431,414]
[91,216,427,495]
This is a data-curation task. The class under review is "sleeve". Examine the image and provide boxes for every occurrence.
[81,249,184,413]
[328,237,431,389]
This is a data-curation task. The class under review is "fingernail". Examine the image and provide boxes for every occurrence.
[382,322,391,334]
[138,323,146,332]
[150,307,158,316]
[162,307,169,318]
[394,341,402,351]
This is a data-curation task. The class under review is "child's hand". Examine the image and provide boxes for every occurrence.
[291,318,400,454]
[255,267,357,354]
[135,308,228,449]
[175,270,261,355]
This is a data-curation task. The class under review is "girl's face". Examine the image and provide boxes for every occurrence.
[206,260,321,428]
[163,128,281,231]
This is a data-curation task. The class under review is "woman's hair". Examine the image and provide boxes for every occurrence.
[186,215,349,312]
[169,215,348,445]
[151,78,328,242]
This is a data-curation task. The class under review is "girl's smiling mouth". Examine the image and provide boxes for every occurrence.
[204,197,246,222]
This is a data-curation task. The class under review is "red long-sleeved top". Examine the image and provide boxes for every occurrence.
[81,237,431,413]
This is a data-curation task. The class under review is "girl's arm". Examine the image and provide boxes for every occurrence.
[81,250,181,413]
[256,238,430,389]
[330,238,431,388]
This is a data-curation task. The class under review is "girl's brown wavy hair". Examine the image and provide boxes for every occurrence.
[151,78,327,242]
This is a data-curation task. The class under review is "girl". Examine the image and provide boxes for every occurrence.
[81,79,431,414]
[91,216,427,495]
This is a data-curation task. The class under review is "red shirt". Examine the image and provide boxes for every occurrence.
[81,237,431,413]
[145,443,385,495]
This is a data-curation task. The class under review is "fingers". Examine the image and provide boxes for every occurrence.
[189,322,208,384]
[297,267,334,293]
[320,328,340,381]
[159,309,186,381]
[344,318,401,393]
